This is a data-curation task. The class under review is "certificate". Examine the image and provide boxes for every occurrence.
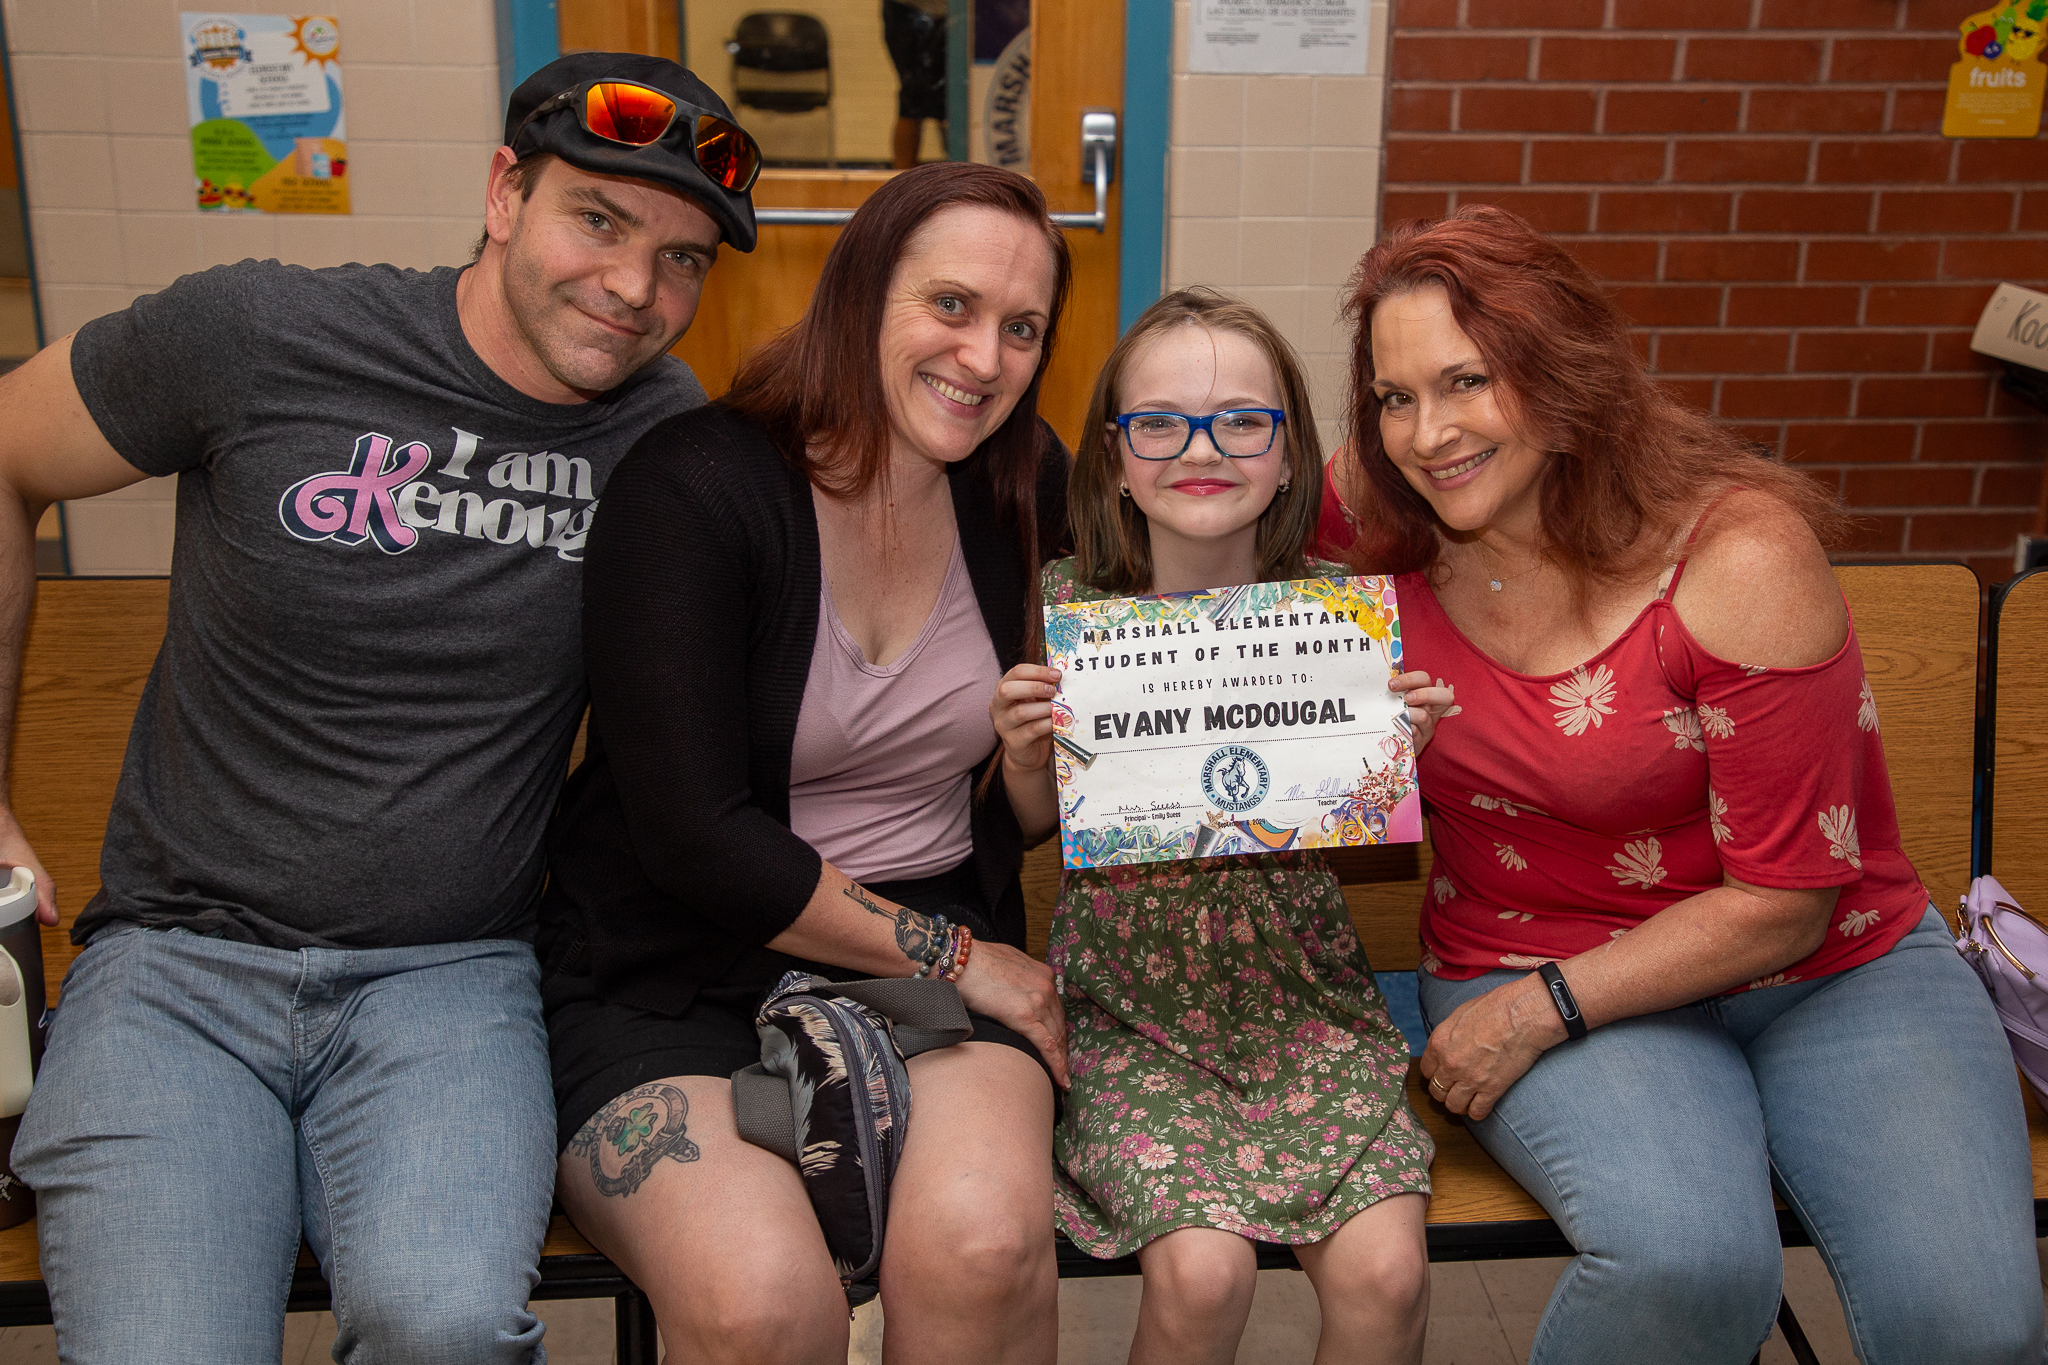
[1045,575,1420,869]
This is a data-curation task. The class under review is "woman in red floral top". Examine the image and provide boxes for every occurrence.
[1328,206,2042,1365]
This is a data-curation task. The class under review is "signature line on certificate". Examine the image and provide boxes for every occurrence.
[1063,731,1388,758]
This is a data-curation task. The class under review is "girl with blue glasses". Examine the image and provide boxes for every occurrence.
[990,288,1455,1365]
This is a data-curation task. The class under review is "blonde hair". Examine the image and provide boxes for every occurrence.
[1070,288,1324,595]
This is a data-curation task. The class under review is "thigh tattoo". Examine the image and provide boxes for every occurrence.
[569,1082,701,1198]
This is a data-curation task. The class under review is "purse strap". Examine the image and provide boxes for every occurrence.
[728,976,973,1161]
[731,1063,798,1161]
[1999,1007,2048,1054]
[818,977,972,1057]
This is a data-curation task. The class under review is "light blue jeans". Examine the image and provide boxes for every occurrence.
[1418,910,2045,1365]
[13,924,557,1365]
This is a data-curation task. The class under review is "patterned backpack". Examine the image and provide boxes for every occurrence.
[731,972,971,1305]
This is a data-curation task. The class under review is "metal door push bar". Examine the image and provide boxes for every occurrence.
[752,110,1118,233]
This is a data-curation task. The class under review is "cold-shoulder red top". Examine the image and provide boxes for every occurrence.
[1398,561,1927,986]
[1316,461,1927,987]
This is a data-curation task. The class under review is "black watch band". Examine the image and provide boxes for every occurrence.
[1536,962,1587,1041]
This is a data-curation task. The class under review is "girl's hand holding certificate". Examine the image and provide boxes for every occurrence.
[1390,671,1458,752]
[990,661,1065,844]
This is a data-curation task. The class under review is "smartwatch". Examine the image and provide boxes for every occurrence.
[1536,962,1587,1041]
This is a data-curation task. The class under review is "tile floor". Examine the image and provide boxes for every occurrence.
[1,1242,2038,1363]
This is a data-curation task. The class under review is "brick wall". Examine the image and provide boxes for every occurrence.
[1382,0,2048,584]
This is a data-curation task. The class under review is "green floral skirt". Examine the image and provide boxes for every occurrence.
[1050,852,1433,1258]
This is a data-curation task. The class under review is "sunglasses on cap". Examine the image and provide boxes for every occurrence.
[517,79,763,193]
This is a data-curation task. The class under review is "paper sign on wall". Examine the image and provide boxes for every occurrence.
[1945,3,2047,138]
[1188,1,1369,76]
[183,13,349,213]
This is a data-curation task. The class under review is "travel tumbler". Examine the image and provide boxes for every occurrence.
[0,867,42,1229]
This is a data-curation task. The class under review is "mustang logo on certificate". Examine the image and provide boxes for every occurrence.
[1044,575,1422,869]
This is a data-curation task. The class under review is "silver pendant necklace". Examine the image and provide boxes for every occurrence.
[1478,549,1540,593]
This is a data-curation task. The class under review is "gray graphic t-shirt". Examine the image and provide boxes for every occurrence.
[68,260,706,950]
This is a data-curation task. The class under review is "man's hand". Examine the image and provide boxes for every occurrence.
[0,807,54,926]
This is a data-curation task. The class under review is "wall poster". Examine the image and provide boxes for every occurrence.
[1045,576,1421,870]
[183,13,349,213]
[1945,3,2047,138]
[1188,1,1369,76]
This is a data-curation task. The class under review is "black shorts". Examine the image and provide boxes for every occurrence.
[546,862,1048,1152]
[881,0,949,122]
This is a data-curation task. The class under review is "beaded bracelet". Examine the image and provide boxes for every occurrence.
[924,926,960,980]
[941,926,974,983]
[914,923,975,982]
[912,914,955,978]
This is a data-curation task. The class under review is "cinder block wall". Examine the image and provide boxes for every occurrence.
[1167,0,1393,456]
[2,0,503,574]
[1381,0,2048,583]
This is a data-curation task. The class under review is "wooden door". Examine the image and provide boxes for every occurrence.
[1027,3,1121,440]
[553,0,1124,446]
[556,0,679,64]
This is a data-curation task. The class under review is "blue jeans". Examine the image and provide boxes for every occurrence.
[13,924,556,1364]
[1418,910,2044,1365]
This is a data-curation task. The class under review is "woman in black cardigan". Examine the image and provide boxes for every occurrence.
[540,163,1074,1364]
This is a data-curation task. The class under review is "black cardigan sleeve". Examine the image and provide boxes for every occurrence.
[577,411,824,947]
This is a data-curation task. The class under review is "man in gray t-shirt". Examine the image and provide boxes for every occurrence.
[0,53,759,1361]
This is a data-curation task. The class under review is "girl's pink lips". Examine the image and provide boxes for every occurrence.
[1167,478,1238,495]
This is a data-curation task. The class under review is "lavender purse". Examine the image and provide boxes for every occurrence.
[1957,874,2048,1106]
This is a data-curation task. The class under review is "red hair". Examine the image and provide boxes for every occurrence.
[723,162,1072,546]
[1341,205,1840,583]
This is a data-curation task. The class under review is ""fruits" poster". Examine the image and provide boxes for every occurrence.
[1946,2,2047,138]
[183,13,348,214]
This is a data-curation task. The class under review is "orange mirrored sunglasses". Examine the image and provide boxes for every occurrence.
[521,79,762,193]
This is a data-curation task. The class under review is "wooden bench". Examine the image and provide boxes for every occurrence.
[1983,563,2048,1177]
[0,579,659,1357]
[0,564,2037,1364]
[1989,566,2048,911]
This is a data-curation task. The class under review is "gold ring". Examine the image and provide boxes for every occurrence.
[1427,1076,1447,1095]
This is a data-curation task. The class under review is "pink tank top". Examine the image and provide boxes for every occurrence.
[789,538,1001,884]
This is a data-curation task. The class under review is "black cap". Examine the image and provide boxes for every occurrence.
[505,52,758,252]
